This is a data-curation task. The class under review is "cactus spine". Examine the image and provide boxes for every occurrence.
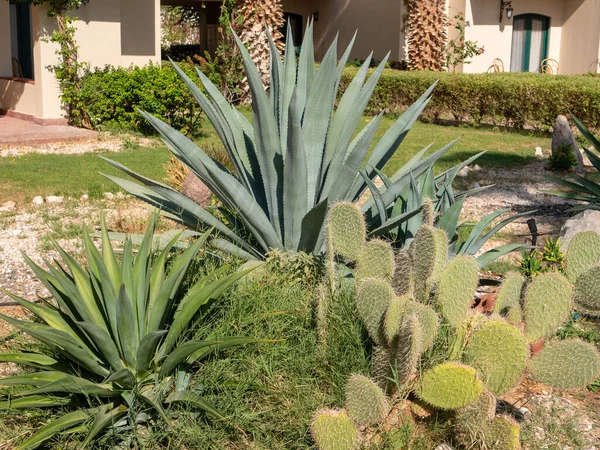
[311,409,360,450]
[345,374,390,426]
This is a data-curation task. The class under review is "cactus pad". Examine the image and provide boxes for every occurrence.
[403,301,439,352]
[454,390,497,447]
[356,278,394,345]
[437,256,479,328]
[371,345,392,390]
[327,202,366,261]
[392,249,412,296]
[573,266,600,317]
[415,362,483,410]
[384,294,410,343]
[529,339,600,388]
[432,229,449,282]
[345,374,390,426]
[394,312,422,384]
[523,272,573,343]
[410,225,437,300]
[357,239,395,281]
[311,409,360,450]
[565,231,600,283]
[422,198,435,227]
[494,273,525,325]
[464,318,528,395]
[484,415,521,450]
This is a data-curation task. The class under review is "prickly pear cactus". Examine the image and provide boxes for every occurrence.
[345,374,390,426]
[357,239,395,281]
[573,266,600,317]
[464,318,528,395]
[432,229,449,281]
[437,256,479,328]
[415,362,483,410]
[411,225,445,300]
[403,300,439,352]
[384,294,410,343]
[494,273,525,325]
[484,415,521,450]
[392,249,412,295]
[564,231,600,283]
[356,278,394,345]
[311,409,360,450]
[394,312,422,384]
[523,272,573,343]
[422,198,435,227]
[327,202,366,261]
[529,339,600,388]
[453,390,497,448]
[372,345,392,389]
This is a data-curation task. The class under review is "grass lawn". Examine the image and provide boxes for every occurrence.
[0,116,549,205]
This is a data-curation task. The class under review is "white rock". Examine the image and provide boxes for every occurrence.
[470,182,481,189]
[103,192,115,200]
[80,194,89,202]
[115,192,125,200]
[32,196,44,206]
[473,164,482,171]
[457,166,472,177]
[0,201,16,212]
[535,146,544,157]
[46,196,64,204]
[560,210,600,249]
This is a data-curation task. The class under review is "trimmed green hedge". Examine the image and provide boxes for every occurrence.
[80,62,203,136]
[341,69,600,131]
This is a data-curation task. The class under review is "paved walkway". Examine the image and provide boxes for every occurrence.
[0,115,96,146]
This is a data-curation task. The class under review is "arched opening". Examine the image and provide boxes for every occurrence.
[510,14,550,72]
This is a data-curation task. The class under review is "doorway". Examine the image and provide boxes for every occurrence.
[510,14,550,73]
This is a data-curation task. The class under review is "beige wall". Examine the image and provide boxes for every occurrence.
[560,0,600,74]
[282,0,404,62]
[0,2,12,77]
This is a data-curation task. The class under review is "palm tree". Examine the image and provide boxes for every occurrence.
[406,0,448,71]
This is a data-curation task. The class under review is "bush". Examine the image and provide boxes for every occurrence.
[162,43,203,61]
[341,69,600,131]
[81,62,204,136]
[548,144,578,172]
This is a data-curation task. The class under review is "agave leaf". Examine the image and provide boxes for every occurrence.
[298,200,329,254]
[24,376,116,397]
[466,210,536,255]
[159,340,227,377]
[132,214,158,337]
[0,354,59,369]
[116,285,137,369]
[436,197,466,239]
[476,244,534,268]
[360,170,387,223]
[76,322,123,373]
[279,21,298,153]
[166,390,224,420]
[370,206,424,237]
[266,26,283,117]
[81,405,128,449]
[0,371,67,386]
[210,238,259,261]
[296,20,316,112]
[571,113,600,153]
[15,410,89,450]
[0,395,71,411]
[584,148,600,172]
[136,331,167,375]
[185,337,275,365]
[458,209,509,252]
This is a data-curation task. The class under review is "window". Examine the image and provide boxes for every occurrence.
[281,13,303,55]
[9,0,34,79]
[510,14,550,73]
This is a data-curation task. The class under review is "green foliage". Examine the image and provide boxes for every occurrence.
[345,374,390,426]
[518,238,566,279]
[573,266,600,316]
[523,272,573,342]
[80,63,203,136]
[415,363,483,410]
[436,256,479,328]
[311,409,360,450]
[530,339,600,388]
[545,114,600,210]
[548,144,578,172]
[340,69,600,131]
[445,12,485,72]
[0,214,264,448]
[564,231,600,283]
[493,272,525,325]
[464,318,529,395]
[327,202,367,261]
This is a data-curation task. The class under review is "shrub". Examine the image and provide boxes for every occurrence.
[548,144,578,171]
[80,62,203,136]
[341,69,600,131]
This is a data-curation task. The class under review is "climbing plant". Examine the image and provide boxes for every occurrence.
[12,0,92,127]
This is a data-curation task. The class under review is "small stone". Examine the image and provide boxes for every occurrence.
[535,146,544,157]
[103,192,115,200]
[473,164,482,171]
[115,192,125,200]
[457,166,472,177]
[80,194,89,202]
[470,182,481,189]
[32,196,44,206]
[0,201,16,212]
[46,196,64,204]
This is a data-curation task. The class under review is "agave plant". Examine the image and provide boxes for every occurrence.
[103,23,466,260]
[544,114,600,211]
[0,215,264,449]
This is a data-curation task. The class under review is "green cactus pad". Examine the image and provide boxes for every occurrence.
[573,266,600,317]
[484,415,521,450]
[410,225,437,300]
[345,374,390,426]
[372,345,392,390]
[530,339,600,388]
[357,239,395,281]
[394,312,422,384]
[464,318,528,395]
[415,362,483,410]
[523,272,573,343]
[494,273,526,325]
[454,390,497,448]
[432,229,449,282]
[327,202,366,261]
[384,294,410,343]
[565,231,600,283]
[311,409,360,450]
[403,301,439,352]
[422,198,435,227]
[356,278,394,345]
[392,249,412,296]
[437,256,479,328]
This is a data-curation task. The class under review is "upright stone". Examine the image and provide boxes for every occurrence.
[551,115,584,172]
[181,172,213,207]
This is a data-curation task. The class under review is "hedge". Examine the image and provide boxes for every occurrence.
[80,62,203,136]
[341,68,600,131]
